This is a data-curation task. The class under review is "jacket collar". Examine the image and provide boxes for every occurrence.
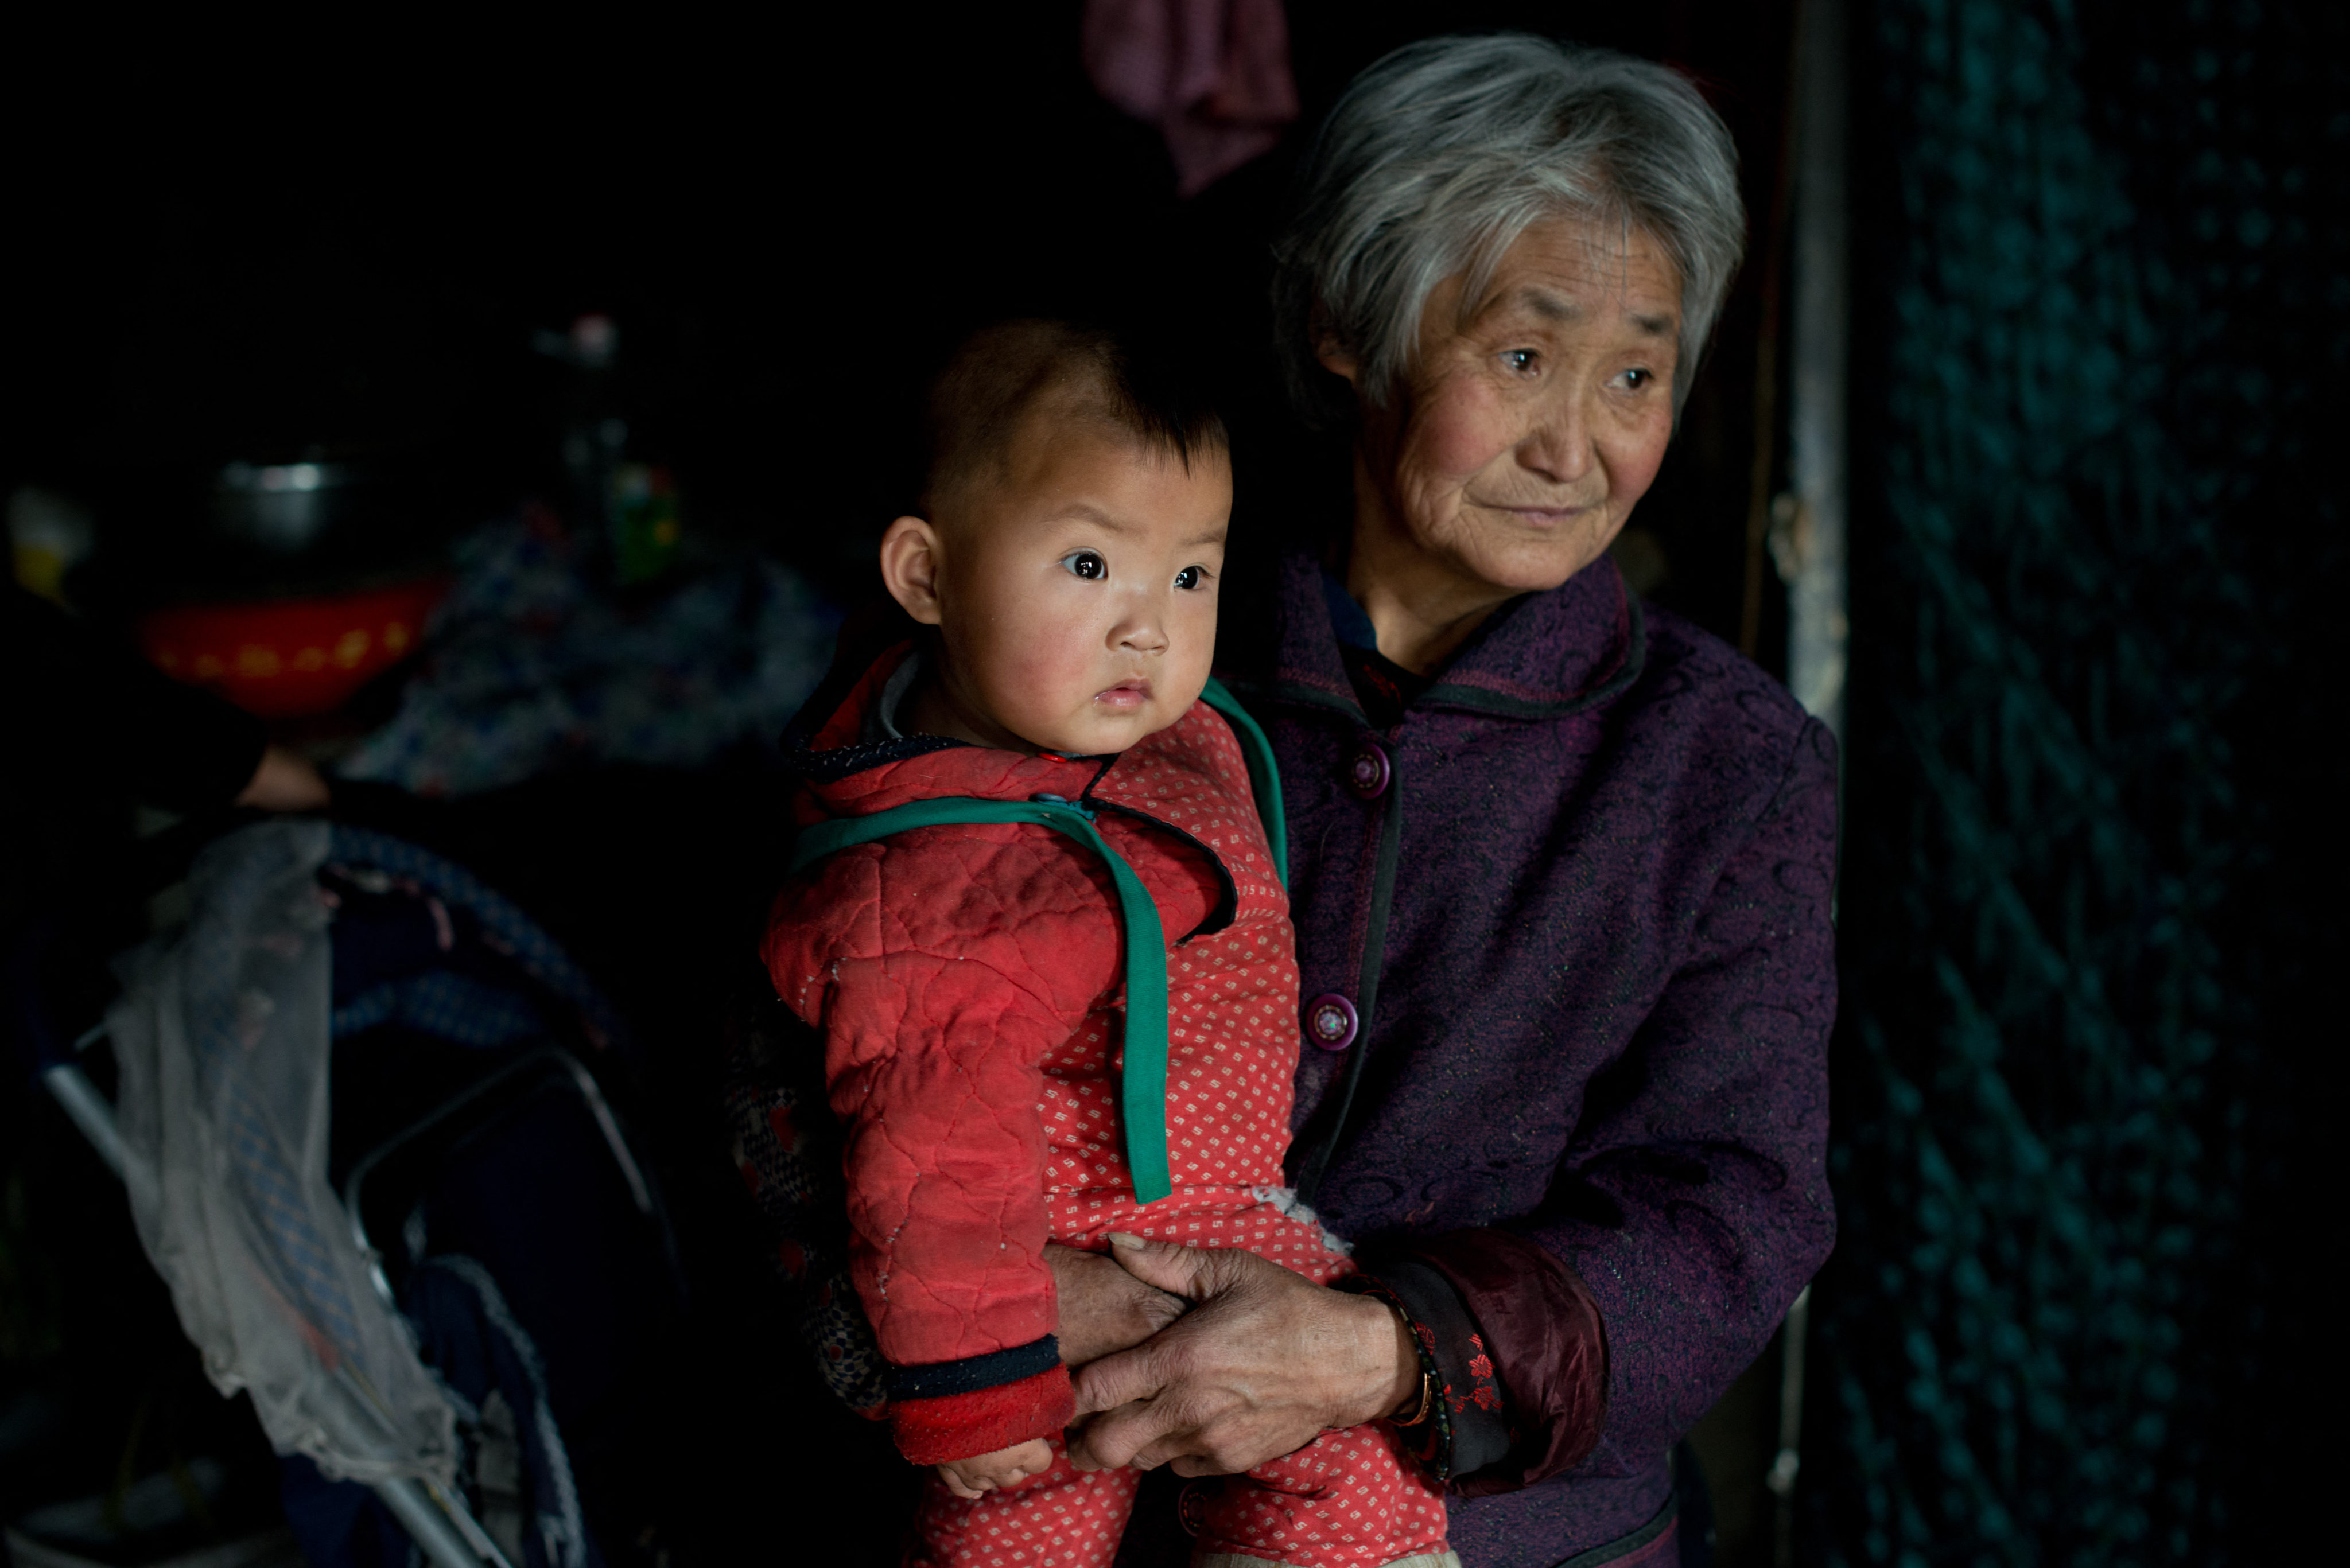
[1233,548,1645,725]
[782,630,1244,939]
[784,639,1113,816]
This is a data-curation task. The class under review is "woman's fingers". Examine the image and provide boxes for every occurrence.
[1065,1363,1204,1472]
[1066,1249,1416,1476]
[1048,1243,1190,1367]
[1102,1232,1214,1298]
[1067,1333,1172,1421]
[1064,1399,1165,1472]
[1106,1235,1280,1304]
[1075,1373,1295,1477]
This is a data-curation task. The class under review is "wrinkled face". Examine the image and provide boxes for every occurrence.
[894,410,1232,756]
[1343,216,1683,598]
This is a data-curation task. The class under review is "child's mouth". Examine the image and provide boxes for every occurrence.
[1094,679,1152,710]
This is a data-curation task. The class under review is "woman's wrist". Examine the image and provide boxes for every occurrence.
[1335,1289,1424,1428]
[1378,1300,1425,1419]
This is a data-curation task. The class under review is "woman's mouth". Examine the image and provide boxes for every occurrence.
[1494,501,1589,525]
[1094,679,1152,710]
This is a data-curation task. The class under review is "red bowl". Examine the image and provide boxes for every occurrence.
[139,577,449,718]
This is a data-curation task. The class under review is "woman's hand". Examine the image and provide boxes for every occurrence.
[1048,1241,1188,1368]
[1063,1234,1419,1477]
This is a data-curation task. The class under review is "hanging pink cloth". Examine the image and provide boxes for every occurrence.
[1081,0,1300,197]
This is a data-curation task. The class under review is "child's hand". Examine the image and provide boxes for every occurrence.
[936,1438,1055,1500]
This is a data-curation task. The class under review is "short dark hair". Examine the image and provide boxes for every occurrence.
[921,320,1229,515]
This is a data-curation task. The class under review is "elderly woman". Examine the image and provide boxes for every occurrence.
[736,33,1835,1568]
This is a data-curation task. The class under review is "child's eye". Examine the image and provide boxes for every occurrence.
[1062,550,1107,581]
[1174,565,1207,591]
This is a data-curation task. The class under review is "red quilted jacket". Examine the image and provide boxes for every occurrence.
[762,644,1321,1464]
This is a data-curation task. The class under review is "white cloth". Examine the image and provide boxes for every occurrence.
[107,819,456,1486]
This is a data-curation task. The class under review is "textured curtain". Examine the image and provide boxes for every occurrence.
[1819,1,2343,1562]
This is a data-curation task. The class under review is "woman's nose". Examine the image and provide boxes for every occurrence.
[1518,388,1597,487]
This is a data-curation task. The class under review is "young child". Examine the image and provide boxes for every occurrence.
[762,322,1451,1568]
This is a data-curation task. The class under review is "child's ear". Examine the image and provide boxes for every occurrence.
[879,515,947,625]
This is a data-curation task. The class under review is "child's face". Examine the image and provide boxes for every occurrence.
[884,412,1232,756]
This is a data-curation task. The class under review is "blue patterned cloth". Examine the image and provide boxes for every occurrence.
[405,1256,603,1568]
[331,970,544,1052]
[337,513,839,798]
[326,825,630,1056]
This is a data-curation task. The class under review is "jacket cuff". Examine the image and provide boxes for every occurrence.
[888,1363,1074,1465]
[1371,1256,1514,1480]
[1399,1228,1609,1496]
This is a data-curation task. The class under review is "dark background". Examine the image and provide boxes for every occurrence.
[1,2,1796,651]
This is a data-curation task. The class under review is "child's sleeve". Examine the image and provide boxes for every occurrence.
[815,947,1076,1464]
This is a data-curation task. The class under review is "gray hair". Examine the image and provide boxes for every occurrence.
[1273,33,1745,426]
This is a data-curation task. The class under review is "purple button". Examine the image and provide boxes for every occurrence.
[1346,742,1391,800]
[1303,993,1358,1051]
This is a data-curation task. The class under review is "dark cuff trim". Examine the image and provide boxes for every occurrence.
[1374,1256,1516,1481]
[885,1334,1061,1400]
[1405,1228,1610,1496]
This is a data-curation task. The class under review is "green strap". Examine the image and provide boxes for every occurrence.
[783,686,1285,1208]
[789,796,1176,1203]
[1201,676,1286,888]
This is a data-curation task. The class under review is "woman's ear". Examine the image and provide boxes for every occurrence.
[1314,340,1362,385]
[879,515,947,625]
[1311,307,1361,386]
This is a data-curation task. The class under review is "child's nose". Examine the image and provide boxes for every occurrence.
[1116,611,1169,652]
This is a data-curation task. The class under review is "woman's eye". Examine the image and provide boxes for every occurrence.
[1614,367,1654,391]
[1502,349,1540,373]
[1062,550,1107,581]
[1174,565,1206,591]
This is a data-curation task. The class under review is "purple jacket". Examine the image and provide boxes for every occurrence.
[1228,549,1838,1562]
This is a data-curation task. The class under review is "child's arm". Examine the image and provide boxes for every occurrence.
[818,947,1079,1465]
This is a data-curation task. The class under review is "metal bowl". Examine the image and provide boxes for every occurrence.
[213,458,371,555]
